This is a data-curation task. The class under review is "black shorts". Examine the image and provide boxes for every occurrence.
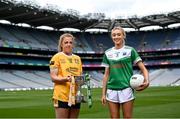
[54,100,81,109]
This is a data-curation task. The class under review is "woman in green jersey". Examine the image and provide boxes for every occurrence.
[101,26,149,118]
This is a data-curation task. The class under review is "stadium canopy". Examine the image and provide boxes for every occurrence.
[0,0,180,31]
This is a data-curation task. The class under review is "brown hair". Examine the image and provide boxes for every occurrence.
[58,33,75,52]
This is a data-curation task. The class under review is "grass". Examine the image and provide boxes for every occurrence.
[0,86,180,118]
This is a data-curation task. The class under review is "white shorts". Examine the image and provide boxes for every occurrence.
[106,87,135,103]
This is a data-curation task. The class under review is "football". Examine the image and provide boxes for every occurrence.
[130,74,144,89]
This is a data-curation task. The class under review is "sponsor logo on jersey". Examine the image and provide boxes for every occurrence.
[66,67,79,75]
[111,63,125,68]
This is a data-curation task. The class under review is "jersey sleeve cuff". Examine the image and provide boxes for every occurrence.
[101,63,109,67]
[134,57,142,64]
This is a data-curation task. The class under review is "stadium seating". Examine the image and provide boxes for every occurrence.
[1,23,180,51]
[0,23,180,90]
[0,70,52,90]
[150,68,180,86]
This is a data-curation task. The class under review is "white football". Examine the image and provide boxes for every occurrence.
[130,74,144,89]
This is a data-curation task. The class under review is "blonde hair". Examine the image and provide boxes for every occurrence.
[111,26,126,39]
[111,26,126,45]
[58,33,75,52]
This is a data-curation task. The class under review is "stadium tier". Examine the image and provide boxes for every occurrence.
[0,23,180,90]
[0,0,180,90]
[1,24,180,52]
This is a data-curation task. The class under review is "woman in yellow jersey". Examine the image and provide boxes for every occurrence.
[49,33,83,118]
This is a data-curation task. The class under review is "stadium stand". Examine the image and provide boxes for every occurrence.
[0,0,180,90]
[0,70,51,89]
[150,68,180,86]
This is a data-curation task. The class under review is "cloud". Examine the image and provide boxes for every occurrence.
[23,0,180,18]
[129,0,180,16]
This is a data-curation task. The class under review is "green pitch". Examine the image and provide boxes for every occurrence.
[0,86,180,118]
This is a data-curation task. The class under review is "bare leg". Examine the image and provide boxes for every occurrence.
[122,100,134,119]
[55,107,70,119]
[69,108,80,118]
[107,101,120,119]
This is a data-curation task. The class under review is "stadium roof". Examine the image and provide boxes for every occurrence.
[0,0,180,31]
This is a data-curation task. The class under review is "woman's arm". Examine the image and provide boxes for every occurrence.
[136,61,149,91]
[50,68,71,83]
[101,67,109,105]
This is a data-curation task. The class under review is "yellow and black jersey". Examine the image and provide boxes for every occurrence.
[49,52,82,102]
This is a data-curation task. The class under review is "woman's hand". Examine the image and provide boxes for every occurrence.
[101,95,107,106]
[66,76,72,82]
[135,80,149,91]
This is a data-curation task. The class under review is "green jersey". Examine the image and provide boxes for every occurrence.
[101,46,142,90]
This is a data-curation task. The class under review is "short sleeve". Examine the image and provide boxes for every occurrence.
[101,54,109,67]
[49,54,60,69]
[131,48,142,64]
